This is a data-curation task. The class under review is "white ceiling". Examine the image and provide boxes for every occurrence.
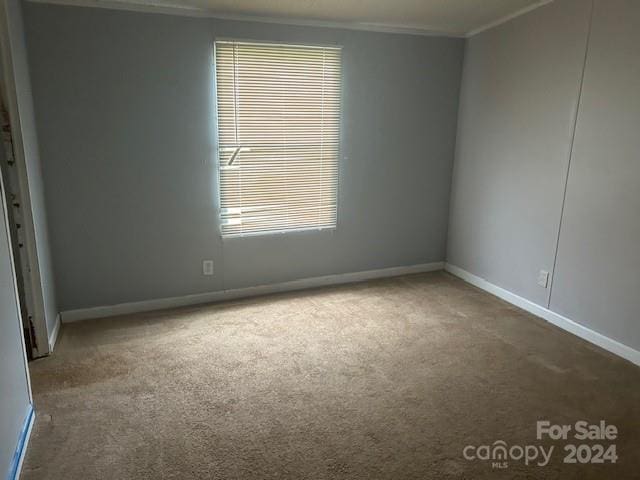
[31,0,553,36]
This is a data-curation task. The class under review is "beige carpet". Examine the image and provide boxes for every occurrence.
[22,272,640,479]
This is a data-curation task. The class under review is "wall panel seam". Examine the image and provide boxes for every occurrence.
[547,0,596,309]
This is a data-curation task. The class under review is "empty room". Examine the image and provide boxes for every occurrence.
[1,0,639,478]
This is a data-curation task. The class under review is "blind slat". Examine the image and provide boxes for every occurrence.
[215,41,342,236]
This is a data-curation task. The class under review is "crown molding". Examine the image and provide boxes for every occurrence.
[27,0,556,40]
[465,0,554,37]
[26,0,467,38]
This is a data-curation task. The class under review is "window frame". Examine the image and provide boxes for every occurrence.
[212,38,345,239]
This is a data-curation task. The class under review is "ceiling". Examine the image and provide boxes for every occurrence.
[31,0,553,36]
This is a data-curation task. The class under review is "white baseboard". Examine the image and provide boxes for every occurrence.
[61,262,445,323]
[445,263,640,367]
[48,314,61,352]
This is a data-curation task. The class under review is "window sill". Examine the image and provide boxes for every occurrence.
[221,226,336,240]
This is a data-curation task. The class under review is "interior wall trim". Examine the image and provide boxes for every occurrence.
[465,0,554,37]
[445,263,640,367]
[0,1,51,357]
[7,404,35,480]
[60,262,445,323]
[48,313,61,351]
[25,0,467,37]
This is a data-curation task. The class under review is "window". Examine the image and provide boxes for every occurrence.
[215,40,342,236]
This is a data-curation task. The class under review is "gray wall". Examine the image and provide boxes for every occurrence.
[3,0,57,347]
[23,3,464,311]
[447,0,592,306]
[0,135,31,480]
[549,0,640,350]
[449,0,640,352]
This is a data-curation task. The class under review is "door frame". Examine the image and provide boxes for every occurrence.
[0,3,51,357]
[0,133,33,401]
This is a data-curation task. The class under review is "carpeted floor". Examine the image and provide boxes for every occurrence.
[22,272,640,479]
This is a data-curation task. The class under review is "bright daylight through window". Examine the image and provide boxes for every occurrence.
[215,40,342,236]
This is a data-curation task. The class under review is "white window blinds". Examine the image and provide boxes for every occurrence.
[215,40,342,236]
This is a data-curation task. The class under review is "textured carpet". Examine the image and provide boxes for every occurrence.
[22,272,640,479]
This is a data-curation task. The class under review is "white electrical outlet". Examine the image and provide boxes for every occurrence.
[537,270,549,288]
[202,260,214,276]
